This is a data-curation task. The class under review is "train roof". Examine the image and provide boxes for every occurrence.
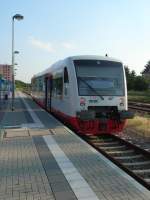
[33,55,122,78]
[68,55,122,62]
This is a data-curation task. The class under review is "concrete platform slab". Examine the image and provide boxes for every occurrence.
[29,129,51,136]
[4,129,29,138]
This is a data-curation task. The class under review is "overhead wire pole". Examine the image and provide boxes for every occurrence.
[11,14,24,111]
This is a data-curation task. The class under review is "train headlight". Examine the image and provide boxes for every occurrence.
[119,98,124,106]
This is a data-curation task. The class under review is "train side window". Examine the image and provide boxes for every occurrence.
[64,67,69,96]
[52,76,63,97]
[64,67,69,83]
[56,77,63,95]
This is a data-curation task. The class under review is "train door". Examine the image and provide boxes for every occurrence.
[45,76,52,111]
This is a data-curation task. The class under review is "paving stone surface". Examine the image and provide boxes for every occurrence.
[34,136,77,200]
[48,127,150,200]
[0,136,55,200]
[0,94,34,128]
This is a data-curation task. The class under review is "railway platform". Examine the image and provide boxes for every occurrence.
[0,91,150,200]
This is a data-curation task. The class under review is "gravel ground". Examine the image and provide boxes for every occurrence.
[119,128,150,152]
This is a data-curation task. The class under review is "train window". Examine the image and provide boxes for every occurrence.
[74,60,124,96]
[64,67,69,83]
[64,67,69,96]
[52,77,63,97]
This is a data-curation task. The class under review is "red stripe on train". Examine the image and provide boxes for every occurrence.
[32,96,126,135]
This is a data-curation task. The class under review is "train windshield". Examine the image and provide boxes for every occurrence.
[74,60,124,96]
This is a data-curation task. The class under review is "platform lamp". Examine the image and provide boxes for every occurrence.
[11,14,24,111]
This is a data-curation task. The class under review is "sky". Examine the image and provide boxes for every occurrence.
[0,0,150,83]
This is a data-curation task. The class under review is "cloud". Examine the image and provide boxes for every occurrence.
[61,42,76,50]
[29,37,76,52]
[29,37,55,52]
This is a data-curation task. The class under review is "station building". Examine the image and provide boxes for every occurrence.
[0,64,12,82]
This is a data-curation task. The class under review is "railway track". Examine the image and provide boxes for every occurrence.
[129,101,150,114]
[83,134,150,190]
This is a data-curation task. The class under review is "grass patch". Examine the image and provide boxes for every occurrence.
[128,90,150,103]
[125,116,150,137]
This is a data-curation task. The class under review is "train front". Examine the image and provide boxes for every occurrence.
[74,58,133,135]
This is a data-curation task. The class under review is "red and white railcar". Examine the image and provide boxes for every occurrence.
[31,55,133,135]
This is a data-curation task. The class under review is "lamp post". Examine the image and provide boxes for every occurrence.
[11,14,24,111]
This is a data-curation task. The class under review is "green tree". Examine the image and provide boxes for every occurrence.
[134,76,149,91]
[125,66,130,78]
[15,80,31,90]
[142,60,150,75]
[131,70,136,78]
[124,66,136,90]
